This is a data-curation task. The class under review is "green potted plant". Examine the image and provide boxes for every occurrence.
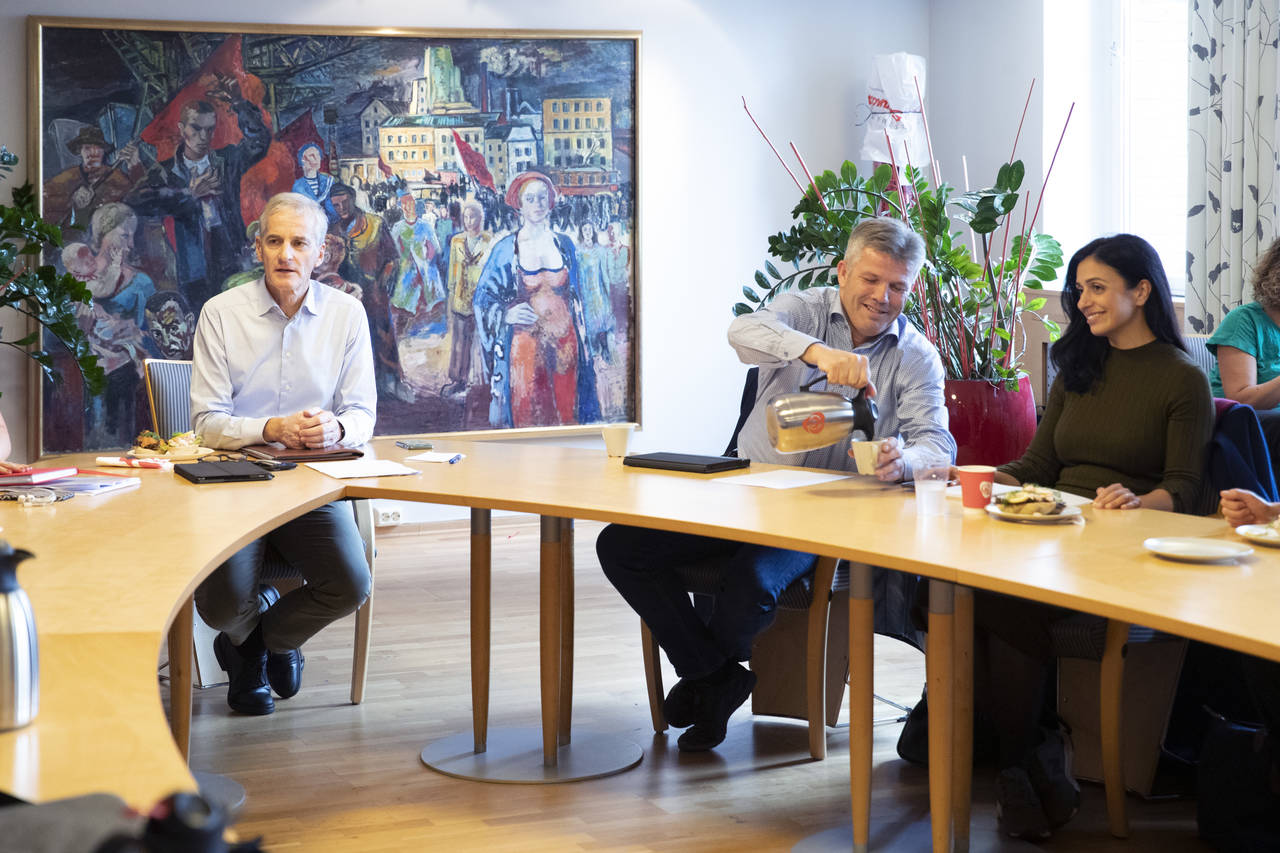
[738,136,1067,465]
[0,146,104,398]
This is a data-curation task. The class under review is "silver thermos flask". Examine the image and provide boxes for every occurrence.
[0,541,38,730]
[766,374,879,453]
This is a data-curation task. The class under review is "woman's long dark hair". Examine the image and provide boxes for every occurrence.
[1049,234,1184,393]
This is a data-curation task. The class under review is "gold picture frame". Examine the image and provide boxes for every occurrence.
[29,16,639,453]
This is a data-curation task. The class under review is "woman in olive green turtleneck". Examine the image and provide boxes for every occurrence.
[976,235,1213,841]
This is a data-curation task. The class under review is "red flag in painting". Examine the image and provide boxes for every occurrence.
[140,36,270,163]
[452,130,495,189]
[378,154,393,178]
[277,111,328,175]
[239,111,328,227]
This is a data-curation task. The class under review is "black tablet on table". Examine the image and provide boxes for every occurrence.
[174,459,274,484]
[621,452,750,474]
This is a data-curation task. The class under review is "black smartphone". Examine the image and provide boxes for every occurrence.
[396,439,433,449]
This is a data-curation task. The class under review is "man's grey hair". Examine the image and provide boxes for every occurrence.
[843,217,926,280]
[257,192,328,248]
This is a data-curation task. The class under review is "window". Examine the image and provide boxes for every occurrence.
[1043,0,1189,293]
[553,102,559,112]
[596,101,603,111]
[562,101,569,112]
[575,118,581,130]
[553,118,560,130]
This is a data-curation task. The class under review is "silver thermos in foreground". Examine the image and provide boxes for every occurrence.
[0,541,38,730]
[766,374,879,453]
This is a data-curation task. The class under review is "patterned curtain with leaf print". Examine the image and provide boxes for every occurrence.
[1186,0,1280,334]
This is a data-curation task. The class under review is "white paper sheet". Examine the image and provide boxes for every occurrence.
[405,451,466,464]
[713,470,852,490]
[306,459,420,479]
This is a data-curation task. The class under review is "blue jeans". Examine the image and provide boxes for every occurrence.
[596,524,817,679]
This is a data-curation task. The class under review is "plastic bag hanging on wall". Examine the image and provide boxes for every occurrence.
[856,52,928,169]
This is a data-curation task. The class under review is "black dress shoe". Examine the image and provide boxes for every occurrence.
[663,677,698,729]
[212,632,274,715]
[676,662,756,752]
[266,648,305,699]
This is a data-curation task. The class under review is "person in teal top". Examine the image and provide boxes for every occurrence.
[1206,238,1280,465]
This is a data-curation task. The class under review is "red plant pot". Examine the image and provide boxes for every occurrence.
[944,375,1037,467]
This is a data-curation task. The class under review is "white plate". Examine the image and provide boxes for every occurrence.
[1235,525,1280,547]
[130,445,214,461]
[984,503,1083,524]
[1143,537,1254,563]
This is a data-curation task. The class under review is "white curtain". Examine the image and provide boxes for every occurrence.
[1186,0,1280,334]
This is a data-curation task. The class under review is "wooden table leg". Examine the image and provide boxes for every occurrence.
[928,580,955,853]
[848,562,873,853]
[422,510,640,784]
[167,596,194,763]
[558,518,574,748]
[539,515,563,767]
[952,586,974,853]
[470,508,491,753]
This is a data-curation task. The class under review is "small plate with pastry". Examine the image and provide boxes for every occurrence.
[984,484,1083,524]
[1235,521,1280,547]
[130,430,213,461]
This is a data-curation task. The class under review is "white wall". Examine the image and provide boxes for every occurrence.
[0,0,933,484]
[928,0,1047,241]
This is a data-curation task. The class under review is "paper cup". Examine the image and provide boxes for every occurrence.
[602,423,634,457]
[956,464,997,508]
[849,439,881,475]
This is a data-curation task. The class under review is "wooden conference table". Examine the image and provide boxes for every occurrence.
[0,439,1275,852]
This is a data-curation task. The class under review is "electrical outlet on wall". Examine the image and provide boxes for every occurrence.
[377,509,401,526]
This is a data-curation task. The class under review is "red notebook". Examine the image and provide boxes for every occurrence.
[0,466,78,486]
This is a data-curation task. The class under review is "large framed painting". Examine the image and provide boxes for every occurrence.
[30,17,639,453]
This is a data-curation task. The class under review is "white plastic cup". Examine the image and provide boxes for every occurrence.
[913,454,950,516]
[602,423,634,457]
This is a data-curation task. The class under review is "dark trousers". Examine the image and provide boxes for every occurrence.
[595,524,816,680]
[1254,409,1280,475]
[194,501,371,652]
[971,589,1071,768]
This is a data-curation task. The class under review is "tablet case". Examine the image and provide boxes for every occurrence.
[622,452,751,474]
[241,444,364,462]
[174,459,275,484]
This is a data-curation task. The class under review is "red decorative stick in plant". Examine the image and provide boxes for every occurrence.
[741,97,805,197]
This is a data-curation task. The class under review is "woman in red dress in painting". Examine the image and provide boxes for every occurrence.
[474,171,600,428]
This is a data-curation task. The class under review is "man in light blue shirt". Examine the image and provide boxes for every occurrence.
[597,218,953,752]
[191,192,376,716]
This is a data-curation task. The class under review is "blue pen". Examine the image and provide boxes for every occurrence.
[448,454,463,464]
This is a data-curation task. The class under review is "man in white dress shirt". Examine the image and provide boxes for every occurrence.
[190,192,376,715]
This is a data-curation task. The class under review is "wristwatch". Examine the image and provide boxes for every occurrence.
[336,420,346,443]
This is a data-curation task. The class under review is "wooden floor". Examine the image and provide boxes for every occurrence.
[177,517,1210,851]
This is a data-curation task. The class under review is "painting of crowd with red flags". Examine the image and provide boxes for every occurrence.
[34,20,637,452]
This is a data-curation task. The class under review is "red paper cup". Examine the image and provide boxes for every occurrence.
[956,465,997,508]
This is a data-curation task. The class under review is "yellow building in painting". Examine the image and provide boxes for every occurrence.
[542,90,612,169]
[378,114,497,181]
